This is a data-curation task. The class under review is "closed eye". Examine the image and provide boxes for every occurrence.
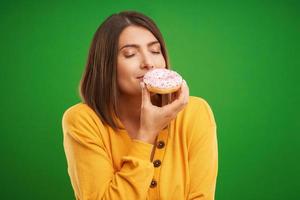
[151,51,161,54]
[124,54,135,58]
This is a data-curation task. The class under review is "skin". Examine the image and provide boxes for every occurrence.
[117,25,189,144]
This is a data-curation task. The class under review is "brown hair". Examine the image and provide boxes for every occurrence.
[79,11,170,130]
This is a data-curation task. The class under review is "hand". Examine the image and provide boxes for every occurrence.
[136,80,189,144]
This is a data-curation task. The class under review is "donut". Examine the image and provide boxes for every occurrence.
[143,68,183,94]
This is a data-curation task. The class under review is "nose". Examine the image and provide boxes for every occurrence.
[140,53,154,70]
[142,63,154,70]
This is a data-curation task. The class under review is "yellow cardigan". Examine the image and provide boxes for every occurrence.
[62,96,218,200]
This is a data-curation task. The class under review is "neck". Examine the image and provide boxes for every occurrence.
[117,93,162,124]
[117,94,142,124]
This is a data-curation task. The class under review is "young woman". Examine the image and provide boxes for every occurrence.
[62,11,218,200]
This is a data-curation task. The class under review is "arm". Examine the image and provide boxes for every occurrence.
[188,99,218,200]
[62,108,154,200]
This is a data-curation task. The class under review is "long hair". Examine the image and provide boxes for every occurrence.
[79,11,170,130]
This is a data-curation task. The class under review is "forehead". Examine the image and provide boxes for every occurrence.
[118,26,158,47]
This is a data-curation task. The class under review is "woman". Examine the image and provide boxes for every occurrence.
[62,11,218,200]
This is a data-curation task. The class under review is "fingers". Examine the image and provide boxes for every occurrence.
[176,80,189,108]
[163,80,189,114]
[174,80,189,105]
[140,82,151,107]
[171,80,189,101]
[171,91,177,102]
[181,80,189,103]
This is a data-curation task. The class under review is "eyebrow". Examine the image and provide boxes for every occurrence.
[119,41,160,51]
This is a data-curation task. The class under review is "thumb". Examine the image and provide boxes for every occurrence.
[140,82,151,107]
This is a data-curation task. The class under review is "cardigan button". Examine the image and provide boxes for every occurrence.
[150,179,157,188]
[153,160,161,168]
[157,141,165,149]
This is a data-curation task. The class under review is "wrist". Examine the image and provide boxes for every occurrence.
[135,130,155,144]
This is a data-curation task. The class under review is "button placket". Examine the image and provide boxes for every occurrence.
[157,141,165,149]
[153,159,161,167]
[150,179,157,188]
[149,128,169,191]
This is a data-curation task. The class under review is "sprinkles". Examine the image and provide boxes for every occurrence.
[143,68,183,89]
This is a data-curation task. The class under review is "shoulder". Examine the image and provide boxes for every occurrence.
[62,103,98,124]
[62,102,106,138]
[63,102,93,118]
[187,96,209,107]
[187,96,211,108]
[178,96,217,148]
[180,96,216,127]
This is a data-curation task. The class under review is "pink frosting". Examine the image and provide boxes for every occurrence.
[143,68,183,89]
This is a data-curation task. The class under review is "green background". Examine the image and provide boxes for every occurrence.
[1,0,299,199]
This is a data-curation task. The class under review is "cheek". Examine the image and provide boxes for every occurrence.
[154,54,167,68]
[117,57,130,80]
[117,71,130,94]
[117,65,129,88]
[117,59,139,93]
[117,58,135,77]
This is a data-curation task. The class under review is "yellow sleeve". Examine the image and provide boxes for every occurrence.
[62,107,154,200]
[187,98,218,200]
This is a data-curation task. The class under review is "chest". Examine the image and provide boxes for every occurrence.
[107,126,191,199]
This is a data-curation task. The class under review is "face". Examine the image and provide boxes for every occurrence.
[117,25,166,96]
